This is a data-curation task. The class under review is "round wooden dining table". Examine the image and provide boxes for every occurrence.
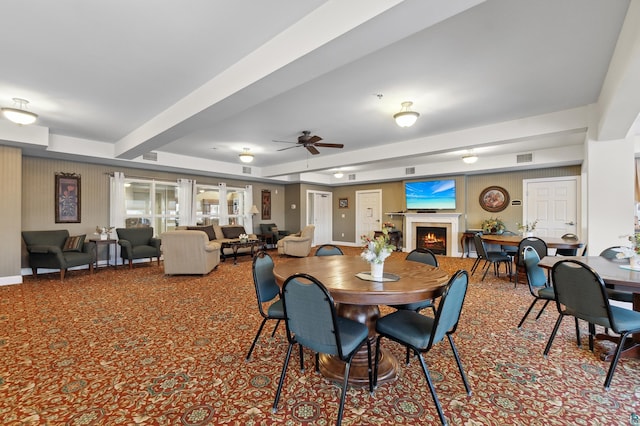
[273,255,449,386]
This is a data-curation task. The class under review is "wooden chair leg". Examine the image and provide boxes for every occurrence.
[60,269,66,281]
[129,259,133,269]
[31,268,38,279]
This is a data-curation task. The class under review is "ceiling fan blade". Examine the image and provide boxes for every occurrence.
[314,143,344,149]
[306,145,320,155]
[272,139,296,144]
[308,135,322,144]
[277,145,300,152]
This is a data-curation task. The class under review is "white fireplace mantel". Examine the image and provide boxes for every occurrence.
[403,213,462,256]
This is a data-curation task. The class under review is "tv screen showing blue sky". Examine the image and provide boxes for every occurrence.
[405,179,456,209]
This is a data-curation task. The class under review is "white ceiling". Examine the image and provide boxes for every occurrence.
[1,0,638,185]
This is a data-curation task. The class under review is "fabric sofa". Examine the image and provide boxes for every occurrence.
[277,225,315,257]
[22,230,96,280]
[180,224,259,258]
[160,230,220,275]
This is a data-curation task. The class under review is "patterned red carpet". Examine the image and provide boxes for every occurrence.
[1,247,639,425]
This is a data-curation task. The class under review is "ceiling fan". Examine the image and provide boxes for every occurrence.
[275,131,344,155]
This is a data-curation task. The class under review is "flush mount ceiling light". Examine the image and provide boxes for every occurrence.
[333,170,344,178]
[1,98,38,125]
[462,153,478,164]
[239,148,254,163]
[393,101,419,127]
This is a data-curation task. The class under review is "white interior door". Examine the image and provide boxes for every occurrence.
[524,177,579,238]
[356,190,382,241]
[307,190,332,246]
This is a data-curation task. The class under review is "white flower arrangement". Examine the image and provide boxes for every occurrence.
[360,228,395,264]
[238,233,249,242]
[517,220,538,233]
[615,233,640,259]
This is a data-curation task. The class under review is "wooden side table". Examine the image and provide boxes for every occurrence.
[89,238,118,269]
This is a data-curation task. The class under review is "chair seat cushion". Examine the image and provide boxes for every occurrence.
[389,299,434,312]
[267,299,285,319]
[336,317,369,356]
[537,287,555,300]
[610,305,640,333]
[376,310,434,350]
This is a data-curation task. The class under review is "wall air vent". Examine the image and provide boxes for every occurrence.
[142,152,158,161]
[516,153,533,163]
[348,174,356,181]
[242,166,252,174]
[405,167,415,175]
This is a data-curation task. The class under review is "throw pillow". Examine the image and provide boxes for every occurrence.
[222,226,245,239]
[270,226,278,235]
[187,225,216,241]
[63,234,86,252]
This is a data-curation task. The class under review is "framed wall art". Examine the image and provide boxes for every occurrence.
[479,186,509,213]
[55,172,81,223]
[338,197,349,208]
[261,189,271,220]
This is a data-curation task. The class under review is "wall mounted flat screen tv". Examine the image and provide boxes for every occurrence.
[405,179,456,210]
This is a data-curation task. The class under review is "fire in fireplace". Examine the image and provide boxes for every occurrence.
[416,226,447,255]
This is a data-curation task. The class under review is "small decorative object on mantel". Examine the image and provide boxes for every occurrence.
[361,228,395,279]
[517,219,538,237]
[95,226,115,240]
[481,217,505,235]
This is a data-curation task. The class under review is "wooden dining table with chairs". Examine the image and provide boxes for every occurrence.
[273,255,449,385]
[480,234,585,252]
[537,255,640,360]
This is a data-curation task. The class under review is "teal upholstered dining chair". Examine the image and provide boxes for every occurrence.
[517,246,556,328]
[513,237,547,288]
[374,270,471,425]
[246,251,285,360]
[314,244,344,256]
[544,259,640,389]
[471,233,512,281]
[273,273,373,426]
[387,248,439,364]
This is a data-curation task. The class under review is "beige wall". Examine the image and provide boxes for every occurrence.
[330,166,580,246]
[19,156,287,268]
[1,146,22,281]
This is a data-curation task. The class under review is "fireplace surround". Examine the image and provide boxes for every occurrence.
[402,213,461,256]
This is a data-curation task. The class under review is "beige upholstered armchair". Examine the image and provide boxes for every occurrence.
[160,230,221,275]
[277,225,315,257]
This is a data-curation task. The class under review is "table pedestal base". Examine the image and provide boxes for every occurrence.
[318,303,398,386]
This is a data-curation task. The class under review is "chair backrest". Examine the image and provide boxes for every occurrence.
[551,260,613,329]
[516,237,547,265]
[600,246,626,260]
[473,233,488,259]
[281,273,344,357]
[252,251,280,309]
[22,230,70,248]
[429,270,469,349]
[116,227,154,246]
[315,244,344,256]
[405,248,439,267]
[260,223,278,237]
[556,233,579,256]
[299,225,315,239]
[523,246,547,290]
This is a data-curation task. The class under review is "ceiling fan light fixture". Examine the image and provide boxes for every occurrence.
[393,101,419,127]
[2,98,38,125]
[462,153,478,164]
[239,148,254,163]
